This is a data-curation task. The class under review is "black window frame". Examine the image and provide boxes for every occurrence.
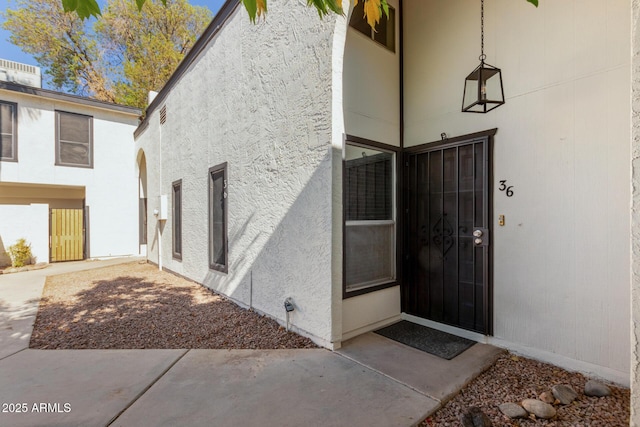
[172,179,182,260]
[55,110,93,168]
[349,3,396,52]
[0,100,18,162]
[343,137,401,299]
[208,162,228,273]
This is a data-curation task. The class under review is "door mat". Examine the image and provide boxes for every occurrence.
[374,321,475,360]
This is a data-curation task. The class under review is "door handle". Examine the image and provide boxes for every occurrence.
[473,228,489,246]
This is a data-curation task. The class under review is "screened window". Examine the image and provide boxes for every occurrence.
[209,163,228,272]
[56,111,93,168]
[139,198,147,245]
[349,3,396,52]
[172,180,182,260]
[344,144,396,293]
[1,101,17,161]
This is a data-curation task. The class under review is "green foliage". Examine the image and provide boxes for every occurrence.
[57,0,539,24]
[2,0,211,108]
[7,238,33,268]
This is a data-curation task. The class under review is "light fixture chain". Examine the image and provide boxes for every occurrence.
[480,0,485,61]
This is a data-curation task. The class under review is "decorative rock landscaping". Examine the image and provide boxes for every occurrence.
[494,381,617,422]
[421,354,629,426]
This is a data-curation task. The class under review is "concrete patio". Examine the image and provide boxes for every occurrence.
[0,258,502,427]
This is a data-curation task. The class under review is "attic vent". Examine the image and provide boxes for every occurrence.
[159,105,167,125]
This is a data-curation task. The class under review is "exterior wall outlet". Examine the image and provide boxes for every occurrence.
[158,195,168,221]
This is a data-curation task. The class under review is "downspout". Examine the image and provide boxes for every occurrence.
[158,113,163,272]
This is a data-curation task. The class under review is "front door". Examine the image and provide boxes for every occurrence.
[404,136,491,334]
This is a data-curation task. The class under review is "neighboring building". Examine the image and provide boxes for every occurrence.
[0,75,142,266]
[136,0,633,392]
[0,59,42,89]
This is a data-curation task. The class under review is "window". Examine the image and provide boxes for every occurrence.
[139,198,147,245]
[344,143,396,294]
[56,111,93,168]
[0,101,17,161]
[349,2,396,52]
[209,163,228,272]
[172,180,182,260]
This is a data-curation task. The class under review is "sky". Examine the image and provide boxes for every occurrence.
[0,0,226,85]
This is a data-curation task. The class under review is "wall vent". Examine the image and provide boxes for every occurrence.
[159,105,167,125]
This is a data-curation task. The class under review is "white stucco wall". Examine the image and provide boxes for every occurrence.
[343,0,400,146]
[0,90,140,260]
[0,203,48,266]
[137,1,343,347]
[404,0,630,384]
[631,0,640,422]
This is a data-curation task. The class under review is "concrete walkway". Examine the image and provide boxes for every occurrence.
[0,258,502,427]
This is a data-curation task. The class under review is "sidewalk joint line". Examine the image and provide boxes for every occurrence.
[333,350,442,403]
[0,347,28,361]
[105,349,190,426]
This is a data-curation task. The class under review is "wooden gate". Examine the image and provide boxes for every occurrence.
[50,209,84,262]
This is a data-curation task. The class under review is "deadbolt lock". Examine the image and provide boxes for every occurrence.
[473,229,483,237]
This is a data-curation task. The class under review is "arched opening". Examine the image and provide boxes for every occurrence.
[136,149,148,256]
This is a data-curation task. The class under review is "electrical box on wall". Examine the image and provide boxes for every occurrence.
[158,195,168,221]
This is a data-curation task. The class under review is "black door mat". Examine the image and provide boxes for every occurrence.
[374,321,475,360]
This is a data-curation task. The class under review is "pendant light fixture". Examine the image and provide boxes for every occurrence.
[462,0,505,113]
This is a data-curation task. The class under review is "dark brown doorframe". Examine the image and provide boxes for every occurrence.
[402,131,494,335]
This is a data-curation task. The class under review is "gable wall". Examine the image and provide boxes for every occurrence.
[137,2,343,346]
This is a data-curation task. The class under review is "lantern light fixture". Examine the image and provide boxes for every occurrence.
[462,0,505,113]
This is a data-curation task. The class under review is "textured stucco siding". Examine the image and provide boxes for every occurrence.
[0,91,140,261]
[405,0,630,384]
[137,2,342,346]
[631,0,640,422]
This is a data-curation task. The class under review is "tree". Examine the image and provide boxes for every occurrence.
[2,0,211,108]
[61,0,539,31]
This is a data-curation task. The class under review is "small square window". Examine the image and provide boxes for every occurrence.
[56,111,93,168]
[349,3,396,52]
[1,101,17,161]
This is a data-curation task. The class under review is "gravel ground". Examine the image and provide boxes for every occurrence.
[29,261,630,425]
[421,353,630,426]
[30,261,317,349]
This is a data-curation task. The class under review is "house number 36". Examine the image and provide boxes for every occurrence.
[499,180,514,197]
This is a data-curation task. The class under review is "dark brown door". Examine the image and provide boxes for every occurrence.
[404,137,490,334]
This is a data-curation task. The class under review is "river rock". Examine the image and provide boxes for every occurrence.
[552,384,578,404]
[539,390,555,404]
[460,406,492,427]
[521,399,556,419]
[585,380,611,397]
[498,403,528,419]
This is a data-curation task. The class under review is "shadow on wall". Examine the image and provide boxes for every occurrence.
[199,146,338,337]
[29,272,312,349]
[0,235,10,267]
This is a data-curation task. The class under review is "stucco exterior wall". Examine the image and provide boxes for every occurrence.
[0,204,48,266]
[0,90,140,260]
[343,0,400,147]
[404,0,630,384]
[631,0,640,422]
[136,2,343,346]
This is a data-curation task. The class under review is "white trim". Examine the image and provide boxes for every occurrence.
[402,313,629,386]
[401,313,489,343]
[342,314,401,342]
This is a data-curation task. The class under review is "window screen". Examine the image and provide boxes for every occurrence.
[172,180,182,259]
[344,144,396,293]
[209,163,228,272]
[349,3,396,52]
[56,111,92,167]
[0,101,17,161]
